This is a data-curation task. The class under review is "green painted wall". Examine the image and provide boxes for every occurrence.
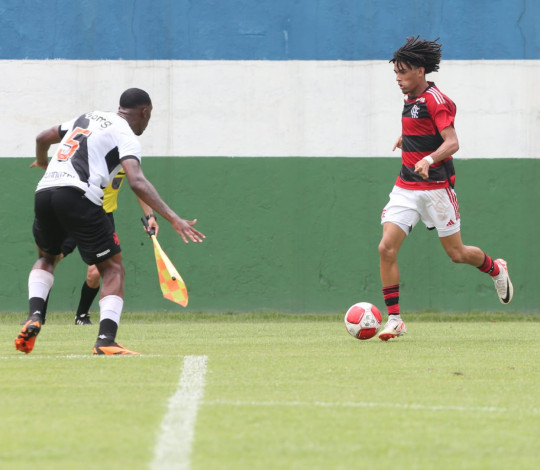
[1,157,537,314]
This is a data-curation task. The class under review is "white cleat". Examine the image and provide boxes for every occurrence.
[379,316,407,341]
[493,259,513,305]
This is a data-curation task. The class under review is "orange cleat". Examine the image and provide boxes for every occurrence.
[93,342,140,355]
[15,317,42,354]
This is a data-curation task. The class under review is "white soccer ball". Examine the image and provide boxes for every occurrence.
[344,302,383,340]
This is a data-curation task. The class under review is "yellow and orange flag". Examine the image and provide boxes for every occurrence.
[142,217,188,307]
[150,233,188,307]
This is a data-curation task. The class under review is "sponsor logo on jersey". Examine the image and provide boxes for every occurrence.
[43,171,76,179]
[85,112,112,129]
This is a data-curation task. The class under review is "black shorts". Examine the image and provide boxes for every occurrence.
[61,212,116,257]
[33,187,121,265]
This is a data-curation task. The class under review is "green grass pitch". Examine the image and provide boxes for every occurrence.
[1,312,539,470]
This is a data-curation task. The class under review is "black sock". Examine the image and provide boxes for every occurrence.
[97,319,118,343]
[41,294,49,324]
[29,297,46,320]
[76,282,100,317]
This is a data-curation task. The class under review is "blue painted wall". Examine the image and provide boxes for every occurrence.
[1,0,538,60]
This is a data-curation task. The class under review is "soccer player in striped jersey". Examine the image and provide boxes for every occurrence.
[378,37,513,341]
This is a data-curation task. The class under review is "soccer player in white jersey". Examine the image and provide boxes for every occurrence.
[30,171,159,326]
[15,88,204,355]
[377,37,513,341]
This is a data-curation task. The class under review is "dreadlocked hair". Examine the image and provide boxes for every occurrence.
[390,36,442,74]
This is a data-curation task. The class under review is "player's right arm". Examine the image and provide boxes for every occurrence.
[137,197,160,237]
[121,157,205,244]
[32,126,61,170]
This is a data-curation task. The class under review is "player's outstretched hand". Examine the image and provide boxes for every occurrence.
[172,218,205,244]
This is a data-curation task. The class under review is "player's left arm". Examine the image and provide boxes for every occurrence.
[414,126,459,179]
[137,197,160,236]
[32,126,61,170]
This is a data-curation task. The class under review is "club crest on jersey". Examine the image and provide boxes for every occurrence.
[411,104,420,118]
[111,177,123,189]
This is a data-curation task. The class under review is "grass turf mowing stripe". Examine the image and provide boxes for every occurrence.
[151,355,208,470]
[203,399,540,415]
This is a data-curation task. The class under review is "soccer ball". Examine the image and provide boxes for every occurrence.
[344,302,383,340]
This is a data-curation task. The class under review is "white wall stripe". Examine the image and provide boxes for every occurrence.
[151,355,208,470]
[1,60,539,159]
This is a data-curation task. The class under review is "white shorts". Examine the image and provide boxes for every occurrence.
[381,185,461,237]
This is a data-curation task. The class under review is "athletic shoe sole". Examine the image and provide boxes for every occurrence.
[379,332,399,341]
[93,344,140,355]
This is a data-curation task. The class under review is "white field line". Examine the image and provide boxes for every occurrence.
[151,355,208,470]
[203,399,540,415]
[0,354,164,359]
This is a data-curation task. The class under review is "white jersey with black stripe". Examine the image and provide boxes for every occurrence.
[36,111,141,206]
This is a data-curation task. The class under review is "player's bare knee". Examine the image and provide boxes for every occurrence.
[36,250,61,272]
[447,249,465,264]
[378,240,397,262]
[96,257,125,280]
[86,264,101,288]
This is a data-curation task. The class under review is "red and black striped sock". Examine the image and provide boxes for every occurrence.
[477,253,500,277]
[382,284,400,316]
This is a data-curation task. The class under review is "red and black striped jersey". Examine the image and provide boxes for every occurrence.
[396,82,456,190]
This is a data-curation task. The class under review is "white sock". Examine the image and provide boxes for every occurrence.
[28,269,54,300]
[99,295,123,325]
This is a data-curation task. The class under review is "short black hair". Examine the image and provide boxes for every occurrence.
[119,88,152,109]
[390,36,442,74]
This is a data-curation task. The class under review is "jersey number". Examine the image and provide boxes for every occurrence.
[57,127,91,161]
